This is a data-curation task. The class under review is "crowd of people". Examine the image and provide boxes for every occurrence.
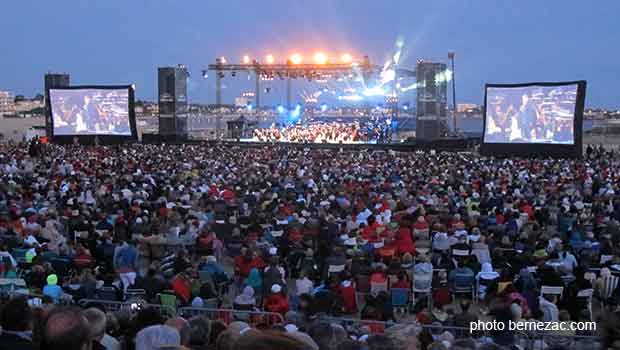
[0,140,619,349]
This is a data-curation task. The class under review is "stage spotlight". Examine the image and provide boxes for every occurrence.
[277,105,285,113]
[220,56,227,64]
[201,70,208,78]
[313,52,328,64]
[243,55,251,64]
[321,104,328,112]
[295,103,301,110]
[403,105,408,111]
[247,103,253,111]
[341,53,352,63]
[265,54,275,64]
[290,53,303,65]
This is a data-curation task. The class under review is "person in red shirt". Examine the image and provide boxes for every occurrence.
[170,270,192,304]
[391,271,411,289]
[337,278,357,314]
[394,225,415,255]
[235,249,266,278]
[263,284,289,316]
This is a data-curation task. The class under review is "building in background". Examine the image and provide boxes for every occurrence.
[457,103,479,113]
[0,91,16,116]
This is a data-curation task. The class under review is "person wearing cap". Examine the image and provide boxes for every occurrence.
[43,274,63,303]
[264,284,289,316]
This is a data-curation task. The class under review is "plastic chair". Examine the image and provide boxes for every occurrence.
[370,280,388,295]
[125,288,147,301]
[74,230,89,242]
[391,288,410,314]
[328,264,346,277]
[158,292,178,311]
[598,275,619,308]
[413,228,430,241]
[412,272,433,309]
[540,285,564,298]
[452,273,475,301]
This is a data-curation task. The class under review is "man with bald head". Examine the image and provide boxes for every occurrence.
[42,306,92,350]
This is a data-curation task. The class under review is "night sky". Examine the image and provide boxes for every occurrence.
[2,0,619,108]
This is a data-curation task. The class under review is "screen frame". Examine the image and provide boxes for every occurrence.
[49,85,138,142]
[480,80,586,159]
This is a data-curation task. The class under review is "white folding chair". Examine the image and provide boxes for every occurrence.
[328,264,346,277]
[412,272,433,309]
[540,285,564,298]
[370,280,388,295]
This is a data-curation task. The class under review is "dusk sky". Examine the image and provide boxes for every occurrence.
[2,1,619,108]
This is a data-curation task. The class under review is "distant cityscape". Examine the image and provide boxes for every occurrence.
[1,90,619,120]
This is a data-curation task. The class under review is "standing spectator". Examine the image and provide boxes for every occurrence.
[113,240,138,292]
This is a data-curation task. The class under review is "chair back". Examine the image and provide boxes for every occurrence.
[414,228,430,241]
[125,288,147,300]
[328,264,346,274]
[600,255,614,265]
[601,276,619,299]
[97,286,118,301]
[577,288,594,298]
[159,292,178,307]
[454,273,474,290]
[390,288,409,307]
[540,285,564,298]
[370,280,388,294]
[452,249,470,257]
[74,231,89,240]
[413,272,433,291]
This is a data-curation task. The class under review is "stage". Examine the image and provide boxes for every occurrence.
[140,132,480,152]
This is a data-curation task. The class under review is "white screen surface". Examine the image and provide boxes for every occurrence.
[484,84,577,144]
[51,88,131,136]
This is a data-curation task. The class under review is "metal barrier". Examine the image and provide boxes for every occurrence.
[179,307,284,327]
[78,299,176,317]
[78,299,133,313]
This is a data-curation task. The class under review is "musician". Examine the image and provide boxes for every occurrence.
[517,93,538,141]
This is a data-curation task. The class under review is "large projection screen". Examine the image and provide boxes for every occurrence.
[481,81,586,158]
[50,86,135,137]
